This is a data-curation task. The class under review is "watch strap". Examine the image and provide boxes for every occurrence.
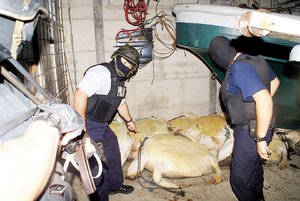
[255,135,266,142]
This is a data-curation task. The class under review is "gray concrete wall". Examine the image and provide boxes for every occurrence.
[62,0,220,121]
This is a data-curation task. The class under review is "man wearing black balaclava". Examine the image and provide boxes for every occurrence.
[73,44,140,201]
[209,36,280,201]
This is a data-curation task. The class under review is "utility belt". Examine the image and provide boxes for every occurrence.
[234,119,257,138]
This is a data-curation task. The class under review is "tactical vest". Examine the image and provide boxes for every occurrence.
[85,63,126,123]
[220,55,271,126]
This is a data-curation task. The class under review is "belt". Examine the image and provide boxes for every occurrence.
[234,124,249,130]
[234,119,257,130]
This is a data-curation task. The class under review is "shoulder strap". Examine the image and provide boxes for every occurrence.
[83,62,119,80]
[234,54,271,91]
[83,62,109,76]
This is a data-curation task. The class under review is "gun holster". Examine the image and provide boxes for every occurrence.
[63,132,107,195]
[74,132,107,195]
[74,133,96,194]
[249,120,257,138]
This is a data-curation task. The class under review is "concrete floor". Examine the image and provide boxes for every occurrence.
[72,154,300,201]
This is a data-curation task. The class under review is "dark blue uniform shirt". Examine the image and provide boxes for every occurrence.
[227,59,277,101]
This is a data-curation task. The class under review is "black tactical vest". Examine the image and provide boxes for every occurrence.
[85,63,126,123]
[220,55,271,126]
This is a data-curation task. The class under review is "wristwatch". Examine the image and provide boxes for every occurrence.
[254,135,266,142]
[125,118,133,124]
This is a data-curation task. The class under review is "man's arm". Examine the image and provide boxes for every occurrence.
[117,101,135,132]
[0,121,59,201]
[74,88,88,129]
[270,77,280,97]
[252,89,273,160]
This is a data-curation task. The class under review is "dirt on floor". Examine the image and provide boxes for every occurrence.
[73,154,300,201]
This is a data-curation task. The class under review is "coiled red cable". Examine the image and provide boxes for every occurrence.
[123,0,147,26]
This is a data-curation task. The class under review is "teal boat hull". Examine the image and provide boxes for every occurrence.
[176,22,300,129]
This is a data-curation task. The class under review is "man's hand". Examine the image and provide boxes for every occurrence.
[257,141,272,160]
[126,121,136,132]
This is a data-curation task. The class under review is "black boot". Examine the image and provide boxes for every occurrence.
[110,185,134,195]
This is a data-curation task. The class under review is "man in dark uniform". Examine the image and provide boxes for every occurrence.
[73,45,139,201]
[209,36,280,201]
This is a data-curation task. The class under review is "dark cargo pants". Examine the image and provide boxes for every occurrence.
[230,127,265,201]
[87,120,124,201]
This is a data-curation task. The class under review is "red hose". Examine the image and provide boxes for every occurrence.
[123,0,147,26]
[115,27,142,42]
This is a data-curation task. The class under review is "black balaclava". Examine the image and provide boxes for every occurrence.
[111,56,131,80]
[209,36,238,70]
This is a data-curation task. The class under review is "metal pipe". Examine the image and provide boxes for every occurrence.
[1,66,40,105]
[93,0,105,63]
